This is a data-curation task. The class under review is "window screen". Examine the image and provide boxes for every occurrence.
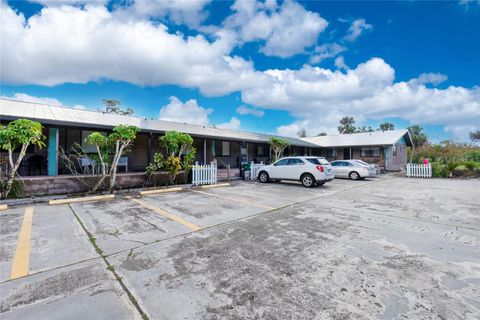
[361,147,380,157]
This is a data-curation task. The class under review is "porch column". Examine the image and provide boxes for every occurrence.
[147,133,152,164]
[47,127,59,176]
[203,139,207,164]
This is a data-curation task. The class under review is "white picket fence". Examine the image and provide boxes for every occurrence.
[192,162,217,186]
[250,161,265,181]
[406,163,432,178]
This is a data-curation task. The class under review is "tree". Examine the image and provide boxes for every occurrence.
[0,119,45,198]
[317,132,327,136]
[357,126,374,133]
[297,128,307,138]
[160,131,193,157]
[338,116,356,134]
[408,125,428,162]
[99,99,134,116]
[270,137,291,161]
[379,122,395,131]
[470,130,480,143]
[107,125,140,190]
[86,125,139,191]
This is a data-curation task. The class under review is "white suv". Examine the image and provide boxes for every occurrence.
[257,157,334,187]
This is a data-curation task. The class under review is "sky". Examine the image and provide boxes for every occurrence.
[1,0,479,142]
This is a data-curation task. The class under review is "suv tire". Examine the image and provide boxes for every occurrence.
[301,173,315,188]
[259,171,270,183]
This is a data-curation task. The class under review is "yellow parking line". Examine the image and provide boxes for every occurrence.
[191,189,275,210]
[128,197,201,231]
[10,206,34,280]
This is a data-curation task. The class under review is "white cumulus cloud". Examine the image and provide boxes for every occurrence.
[345,18,373,42]
[223,0,328,58]
[217,117,241,130]
[236,105,265,117]
[239,58,480,138]
[0,2,264,96]
[1,92,86,109]
[159,96,213,125]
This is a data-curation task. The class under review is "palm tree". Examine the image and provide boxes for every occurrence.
[338,116,356,134]
[408,125,428,162]
[379,122,395,131]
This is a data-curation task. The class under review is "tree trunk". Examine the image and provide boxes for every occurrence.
[409,144,415,163]
[3,144,27,199]
[109,141,127,191]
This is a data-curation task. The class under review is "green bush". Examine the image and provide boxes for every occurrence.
[431,162,449,178]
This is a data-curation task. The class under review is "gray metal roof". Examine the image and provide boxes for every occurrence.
[302,129,413,147]
[0,98,317,147]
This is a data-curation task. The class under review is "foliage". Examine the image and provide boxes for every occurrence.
[0,179,24,198]
[85,125,139,191]
[146,131,195,185]
[297,128,307,138]
[163,156,182,184]
[145,153,164,178]
[338,116,356,134]
[470,130,480,143]
[269,137,291,161]
[414,142,480,178]
[379,122,395,131]
[0,119,45,151]
[99,99,134,115]
[0,119,46,198]
[356,126,374,133]
[316,132,327,136]
[182,147,196,175]
[408,125,428,147]
[160,131,193,157]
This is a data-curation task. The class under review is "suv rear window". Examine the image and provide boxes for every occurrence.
[306,158,329,165]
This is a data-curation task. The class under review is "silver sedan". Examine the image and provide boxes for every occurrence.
[330,160,372,180]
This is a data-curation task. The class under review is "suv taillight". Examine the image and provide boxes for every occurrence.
[316,165,324,172]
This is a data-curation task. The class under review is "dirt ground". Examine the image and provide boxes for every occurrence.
[1,176,479,319]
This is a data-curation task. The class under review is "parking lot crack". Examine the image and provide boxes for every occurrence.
[68,204,150,320]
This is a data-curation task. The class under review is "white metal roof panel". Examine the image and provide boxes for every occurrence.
[0,98,316,147]
[302,129,412,147]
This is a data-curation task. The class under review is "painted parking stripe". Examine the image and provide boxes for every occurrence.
[191,189,275,210]
[10,206,34,280]
[128,197,201,231]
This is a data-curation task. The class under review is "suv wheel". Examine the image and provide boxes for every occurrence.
[259,171,270,183]
[349,171,360,180]
[301,173,315,188]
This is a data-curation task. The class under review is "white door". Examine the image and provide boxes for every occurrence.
[269,158,290,179]
[285,158,306,180]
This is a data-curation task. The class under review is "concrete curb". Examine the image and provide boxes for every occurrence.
[139,187,183,196]
[0,204,8,211]
[49,194,115,205]
[199,183,230,189]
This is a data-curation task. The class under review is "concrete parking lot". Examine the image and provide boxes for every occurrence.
[1,176,479,319]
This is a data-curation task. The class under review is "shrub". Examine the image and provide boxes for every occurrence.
[452,165,470,178]
[431,162,448,178]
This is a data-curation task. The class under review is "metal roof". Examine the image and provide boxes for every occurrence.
[302,129,413,147]
[0,98,316,147]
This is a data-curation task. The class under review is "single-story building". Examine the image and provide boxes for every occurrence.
[302,129,413,171]
[0,98,317,180]
[1,98,413,187]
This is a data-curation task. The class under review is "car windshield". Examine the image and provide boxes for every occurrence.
[355,160,370,166]
[306,158,330,165]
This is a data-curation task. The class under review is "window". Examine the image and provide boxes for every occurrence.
[256,144,266,156]
[361,147,380,157]
[274,158,289,166]
[393,145,397,156]
[288,158,304,165]
[221,141,230,156]
[326,148,337,157]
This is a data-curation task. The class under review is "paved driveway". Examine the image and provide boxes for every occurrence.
[1,177,479,319]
